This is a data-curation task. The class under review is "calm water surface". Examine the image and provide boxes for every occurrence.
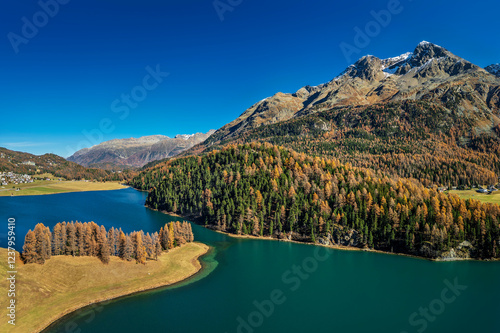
[1,188,499,333]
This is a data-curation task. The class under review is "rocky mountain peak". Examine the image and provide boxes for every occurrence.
[409,41,448,66]
[377,41,478,77]
[341,55,383,81]
[485,64,500,77]
[206,41,500,144]
[340,41,461,80]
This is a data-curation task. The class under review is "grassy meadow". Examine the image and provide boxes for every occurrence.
[0,178,126,196]
[0,242,209,333]
[447,189,500,204]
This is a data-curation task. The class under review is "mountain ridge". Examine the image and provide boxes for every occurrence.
[0,147,127,181]
[68,131,215,169]
[205,41,500,145]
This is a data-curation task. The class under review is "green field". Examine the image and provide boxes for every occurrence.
[447,189,500,204]
[0,242,209,333]
[0,179,126,196]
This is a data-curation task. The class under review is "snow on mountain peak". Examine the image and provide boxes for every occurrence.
[175,134,195,140]
[418,40,442,48]
[485,64,500,77]
[388,52,412,62]
[381,52,412,70]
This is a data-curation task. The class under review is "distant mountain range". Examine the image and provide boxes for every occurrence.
[67,131,215,169]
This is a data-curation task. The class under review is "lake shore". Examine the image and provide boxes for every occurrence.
[155,209,497,262]
[0,242,209,333]
[211,229,486,262]
[0,180,128,197]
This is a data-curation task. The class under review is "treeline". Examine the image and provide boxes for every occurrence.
[131,142,500,259]
[212,101,500,187]
[22,221,194,265]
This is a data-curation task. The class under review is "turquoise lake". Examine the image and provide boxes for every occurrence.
[1,188,499,333]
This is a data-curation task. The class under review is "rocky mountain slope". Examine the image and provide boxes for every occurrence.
[206,41,500,144]
[68,131,215,169]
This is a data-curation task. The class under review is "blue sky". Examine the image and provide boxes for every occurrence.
[1,0,499,157]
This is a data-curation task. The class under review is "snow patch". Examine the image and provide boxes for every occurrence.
[175,134,195,140]
[381,52,412,76]
[333,65,355,81]
[381,52,412,69]
[383,66,399,76]
[416,57,445,72]
[418,40,441,48]
[382,52,413,67]
[485,64,500,76]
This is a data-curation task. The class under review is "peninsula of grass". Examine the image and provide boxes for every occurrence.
[0,179,127,196]
[0,242,209,333]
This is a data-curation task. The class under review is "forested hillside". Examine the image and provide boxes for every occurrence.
[0,147,132,181]
[131,143,500,259]
[202,101,500,187]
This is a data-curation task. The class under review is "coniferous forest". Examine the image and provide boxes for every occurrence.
[131,142,500,259]
[22,221,194,265]
[204,101,500,188]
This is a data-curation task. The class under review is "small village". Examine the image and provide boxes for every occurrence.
[0,171,34,186]
[475,185,499,194]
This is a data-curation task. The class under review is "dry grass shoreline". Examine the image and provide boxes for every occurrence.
[0,180,128,197]
[0,242,209,333]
